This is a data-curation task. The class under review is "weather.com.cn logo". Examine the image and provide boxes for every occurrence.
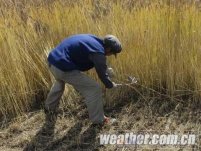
[99,132,198,148]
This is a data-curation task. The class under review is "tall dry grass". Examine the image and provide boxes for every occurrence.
[0,0,201,120]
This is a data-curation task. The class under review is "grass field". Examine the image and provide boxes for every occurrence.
[0,0,201,123]
[0,0,201,120]
[0,0,201,150]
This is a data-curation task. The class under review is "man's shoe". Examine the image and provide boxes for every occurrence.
[103,116,117,125]
[44,108,54,115]
[91,117,117,128]
[44,108,59,122]
[44,107,63,115]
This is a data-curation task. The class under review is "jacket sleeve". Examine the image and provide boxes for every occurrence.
[89,53,113,89]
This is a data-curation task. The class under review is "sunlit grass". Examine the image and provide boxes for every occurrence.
[0,0,201,119]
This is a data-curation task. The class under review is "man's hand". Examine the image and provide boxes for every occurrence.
[106,67,115,78]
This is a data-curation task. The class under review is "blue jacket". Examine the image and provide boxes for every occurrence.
[48,34,105,71]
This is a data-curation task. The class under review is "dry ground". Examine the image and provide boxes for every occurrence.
[0,96,200,151]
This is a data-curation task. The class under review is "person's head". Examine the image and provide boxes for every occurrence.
[103,35,122,56]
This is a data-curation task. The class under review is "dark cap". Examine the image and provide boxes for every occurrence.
[103,35,122,55]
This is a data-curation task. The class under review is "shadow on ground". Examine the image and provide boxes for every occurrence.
[23,114,57,151]
[20,88,201,151]
[44,123,102,151]
[22,92,134,151]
